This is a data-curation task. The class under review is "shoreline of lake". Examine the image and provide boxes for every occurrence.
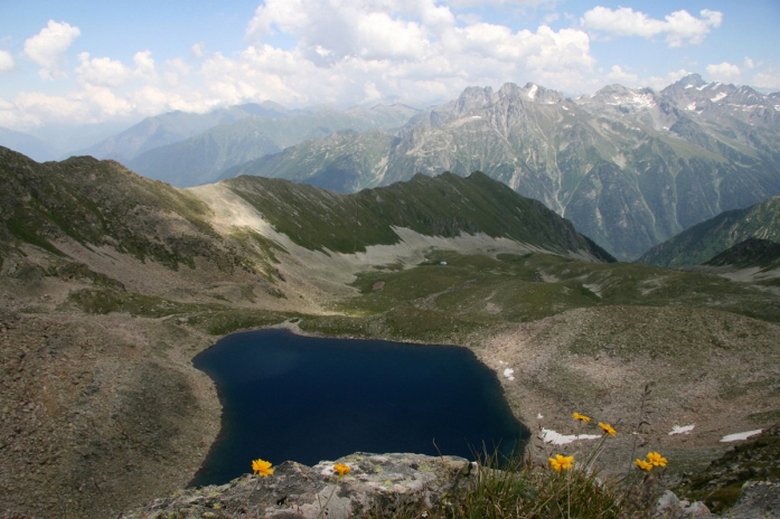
[190,327,528,487]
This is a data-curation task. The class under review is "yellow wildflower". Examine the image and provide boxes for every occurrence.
[598,422,616,436]
[548,454,575,472]
[646,451,668,467]
[635,458,653,471]
[333,463,351,476]
[252,458,274,477]
[572,412,591,423]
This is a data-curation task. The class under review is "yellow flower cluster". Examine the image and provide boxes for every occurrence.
[252,458,274,477]
[548,454,575,472]
[572,412,591,423]
[635,451,668,471]
[333,463,351,476]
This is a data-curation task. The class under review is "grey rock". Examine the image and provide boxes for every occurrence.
[117,452,475,519]
[728,481,780,519]
[656,490,717,518]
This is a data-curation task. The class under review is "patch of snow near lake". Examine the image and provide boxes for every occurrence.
[720,429,762,442]
[669,424,695,435]
[503,368,515,381]
[537,413,544,419]
[541,428,601,445]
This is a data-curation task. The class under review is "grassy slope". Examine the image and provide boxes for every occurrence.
[224,171,614,260]
[295,250,780,343]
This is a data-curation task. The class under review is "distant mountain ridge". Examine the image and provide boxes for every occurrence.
[0,127,61,162]
[77,101,290,161]
[122,104,418,187]
[226,74,780,260]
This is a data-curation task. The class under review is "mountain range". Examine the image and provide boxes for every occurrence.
[92,102,418,187]
[3,73,779,261]
[225,74,780,260]
[1,146,780,518]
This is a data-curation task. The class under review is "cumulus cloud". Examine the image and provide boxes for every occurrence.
[24,20,81,80]
[751,69,780,91]
[133,51,157,81]
[4,1,720,129]
[239,0,597,103]
[707,61,741,83]
[76,53,134,87]
[0,50,15,73]
[581,6,722,47]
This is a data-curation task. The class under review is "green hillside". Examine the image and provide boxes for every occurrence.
[638,195,780,266]
[224,171,614,260]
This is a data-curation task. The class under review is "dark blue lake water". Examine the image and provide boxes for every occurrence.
[190,328,527,487]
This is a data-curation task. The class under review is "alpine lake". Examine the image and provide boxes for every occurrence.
[190,328,527,486]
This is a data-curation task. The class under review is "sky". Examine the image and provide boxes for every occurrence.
[0,0,779,132]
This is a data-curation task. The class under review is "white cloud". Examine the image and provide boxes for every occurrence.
[581,7,722,47]
[24,20,81,80]
[446,0,554,6]
[133,51,157,81]
[647,68,690,90]
[163,58,191,87]
[8,1,718,130]
[707,61,741,83]
[0,50,15,73]
[751,69,780,91]
[191,42,205,59]
[606,65,638,84]
[76,52,134,87]
[236,0,599,104]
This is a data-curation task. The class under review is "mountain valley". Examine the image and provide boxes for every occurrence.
[1,146,780,517]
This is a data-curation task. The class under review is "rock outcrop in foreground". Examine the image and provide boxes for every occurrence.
[119,452,474,519]
[118,451,779,519]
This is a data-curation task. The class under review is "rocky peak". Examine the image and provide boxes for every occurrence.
[496,82,565,104]
[672,73,707,90]
[453,85,494,114]
[587,84,658,109]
